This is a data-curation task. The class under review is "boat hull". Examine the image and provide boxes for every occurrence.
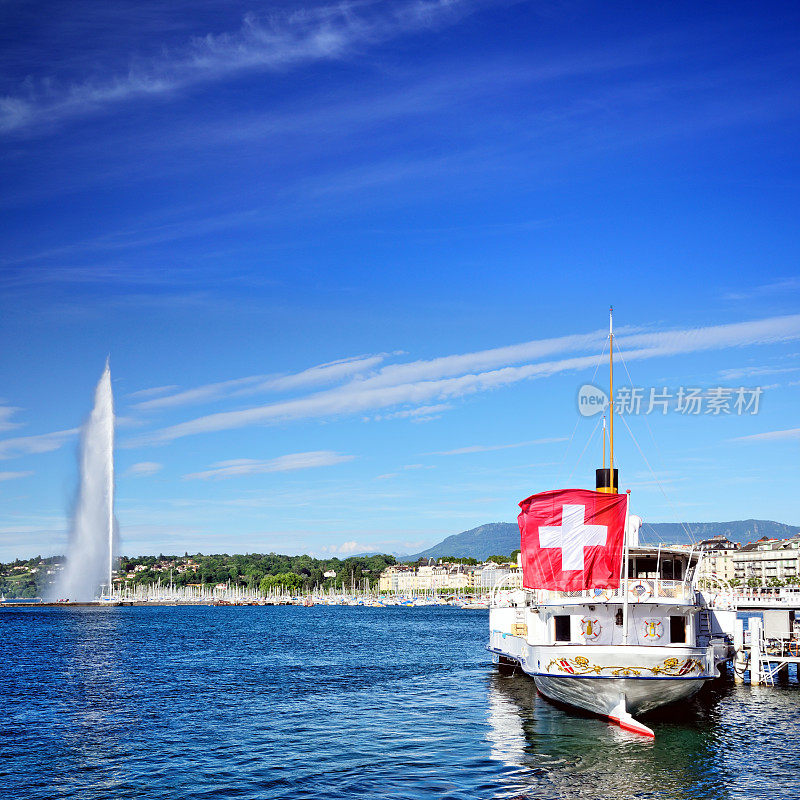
[533,672,705,717]
[489,637,716,722]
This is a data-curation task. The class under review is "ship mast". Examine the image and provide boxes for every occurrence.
[596,307,618,495]
[609,306,615,492]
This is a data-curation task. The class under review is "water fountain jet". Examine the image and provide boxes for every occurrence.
[55,360,116,602]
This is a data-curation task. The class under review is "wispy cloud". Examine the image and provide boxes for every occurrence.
[129,313,800,446]
[431,437,567,456]
[133,354,387,411]
[724,277,800,301]
[318,540,377,555]
[134,375,266,411]
[245,355,388,395]
[0,470,34,482]
[732,427,800,443]
[372,403,453,421]
[124,461,163,477]
[0,428,79,460]
[184,450,354,480]
[126,384,180,400]
[1,0,480,136]
[718,365,800,381]
[0,406,23,433]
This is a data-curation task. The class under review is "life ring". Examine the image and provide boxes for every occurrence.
[787,641,800,657]
[642,619,663,640]
[628,580,652,602]
[590,587,614,602]
[581,618,602,641]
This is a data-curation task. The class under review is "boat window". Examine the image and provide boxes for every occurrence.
[670,616,686,643]
[554,615,571,642]
[634,558,657,578]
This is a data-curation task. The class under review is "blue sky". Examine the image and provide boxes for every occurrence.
[1,0,799,560]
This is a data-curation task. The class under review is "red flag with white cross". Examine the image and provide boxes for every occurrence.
[518,488,628,590]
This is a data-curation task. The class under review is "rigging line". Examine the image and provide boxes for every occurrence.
[641,521,664,547]
[566,414,603,485]
[614,341,698,544]
[616,411,697,545]
[556,337,608,485]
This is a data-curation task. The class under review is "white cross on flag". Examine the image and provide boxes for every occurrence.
[518,488,628,590]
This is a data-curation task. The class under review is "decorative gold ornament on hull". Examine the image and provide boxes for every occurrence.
[546,655,704,677]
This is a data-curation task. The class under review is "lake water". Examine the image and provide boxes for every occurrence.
[2,605,799,799]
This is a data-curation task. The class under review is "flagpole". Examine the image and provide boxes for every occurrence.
[602,414,606,470]
[622,489,631,645]
[609,306,615,492]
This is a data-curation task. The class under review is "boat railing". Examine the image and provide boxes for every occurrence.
[532,579,694,605]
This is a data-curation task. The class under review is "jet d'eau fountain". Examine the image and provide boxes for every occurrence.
[54,360,117,602]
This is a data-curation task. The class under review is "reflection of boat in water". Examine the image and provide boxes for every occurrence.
[487,310,733,738]
[485,671,730,798]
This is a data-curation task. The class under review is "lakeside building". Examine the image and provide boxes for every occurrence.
[695,536,740,583]
[479,563,523,589]
[690,533,800,586]
[378,561,521,593]
[732,536,800,584]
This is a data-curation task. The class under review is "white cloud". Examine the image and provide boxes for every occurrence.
[732,427,800,443]
[718,365,800,380]
[134,374,266,411]
[319,540,377,555]
[0,470,33,482]
[1,0,479,135]
[126,384,180,400]
[431,437,567,456]
[184,450,354,480]
[0,406,23,433]
[131,313,800,446]
[125,461,163,477]
[724,277,800,301]
[245,355,388,395]
[133,354,387,411]
[0,428,79,459]
[374,403,453,421]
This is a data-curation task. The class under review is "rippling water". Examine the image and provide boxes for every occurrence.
[2,606,799,799]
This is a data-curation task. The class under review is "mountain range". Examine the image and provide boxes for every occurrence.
[402,519,800,562]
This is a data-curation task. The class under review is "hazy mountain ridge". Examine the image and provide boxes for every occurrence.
[404,519,800,562]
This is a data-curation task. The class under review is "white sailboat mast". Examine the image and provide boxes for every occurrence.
[107,361,115,597]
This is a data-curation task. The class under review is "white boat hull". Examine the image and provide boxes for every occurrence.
[489,637,717,735]
[534,672,705,717]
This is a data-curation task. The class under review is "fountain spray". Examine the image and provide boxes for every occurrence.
[55,360,116,601]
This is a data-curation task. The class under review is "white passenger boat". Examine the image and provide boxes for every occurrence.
[487,310,732,737]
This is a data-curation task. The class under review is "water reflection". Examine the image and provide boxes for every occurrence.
[485,671,733,800]
[14,609,138,799]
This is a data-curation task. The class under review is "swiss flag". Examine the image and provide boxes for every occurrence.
[518,488,627,591]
